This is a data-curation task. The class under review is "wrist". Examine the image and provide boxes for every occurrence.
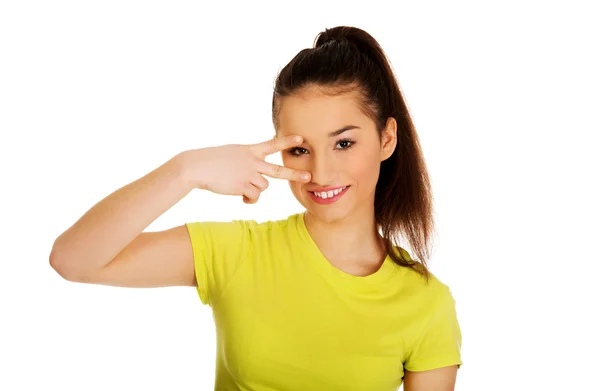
[170,149,205,191]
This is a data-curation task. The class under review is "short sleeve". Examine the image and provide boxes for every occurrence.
[185,219,254,306]
[404,285,463,372]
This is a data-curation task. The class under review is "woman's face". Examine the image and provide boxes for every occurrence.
[276,85,397,223]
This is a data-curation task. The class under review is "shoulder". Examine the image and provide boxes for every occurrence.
[401,268,463,372]
[397,256,452,294]
[239,212,303,238]
[395,261,458,318]
[186,212,296,235]
[186,213,301,245]
[421,275,456,316]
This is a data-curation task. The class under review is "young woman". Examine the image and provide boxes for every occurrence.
[50,26,462,391]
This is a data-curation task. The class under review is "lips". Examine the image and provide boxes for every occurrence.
[308,186,350,205]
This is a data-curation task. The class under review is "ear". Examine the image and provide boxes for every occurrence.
[380,117,397,162]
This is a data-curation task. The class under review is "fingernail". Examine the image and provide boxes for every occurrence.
[294,136,302,142]
[301,173,310,181]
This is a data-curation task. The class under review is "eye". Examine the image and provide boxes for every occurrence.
[336,139,355,150]
[287,139,355,157]
[287,147,308,157]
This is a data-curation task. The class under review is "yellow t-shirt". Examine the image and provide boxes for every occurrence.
[186,212,462,390]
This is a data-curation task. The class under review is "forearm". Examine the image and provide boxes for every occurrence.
[50,152,194,274]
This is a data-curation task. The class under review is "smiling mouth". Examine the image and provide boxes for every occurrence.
[310,186,348,199]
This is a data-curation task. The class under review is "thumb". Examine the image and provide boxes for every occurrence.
[243,195,259,204]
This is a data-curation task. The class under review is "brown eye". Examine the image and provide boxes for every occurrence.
[288,147,308,156]
[336,139,355,150]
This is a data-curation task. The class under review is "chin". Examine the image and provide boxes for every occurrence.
[300,197,352,224]
[305,207,343,222]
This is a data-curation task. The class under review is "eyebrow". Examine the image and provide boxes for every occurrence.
[329,125,360,137]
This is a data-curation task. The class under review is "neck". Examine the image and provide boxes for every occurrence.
[303,204,386,266]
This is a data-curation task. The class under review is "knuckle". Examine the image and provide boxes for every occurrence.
[271,164,282,176]
[266,138,278,152]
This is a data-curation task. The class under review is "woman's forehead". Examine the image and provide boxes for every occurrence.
[278,95,366,133]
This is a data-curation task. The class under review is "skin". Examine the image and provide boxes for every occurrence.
[51,83,458,389]
[276,84,459,390]
[276,85,397,274]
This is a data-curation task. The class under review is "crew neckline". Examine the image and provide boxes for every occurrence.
[294,211,398,288]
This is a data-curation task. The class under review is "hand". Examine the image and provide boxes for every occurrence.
[183,135,311,204]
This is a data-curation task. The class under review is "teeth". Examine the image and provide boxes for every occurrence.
[312,186,346,199]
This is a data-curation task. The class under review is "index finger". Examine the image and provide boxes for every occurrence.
[250,135,303,157]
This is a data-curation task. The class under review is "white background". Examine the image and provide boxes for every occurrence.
[1,1,599,390]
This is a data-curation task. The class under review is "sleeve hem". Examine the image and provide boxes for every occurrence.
[404,354,463,372]
[185,223,210,306]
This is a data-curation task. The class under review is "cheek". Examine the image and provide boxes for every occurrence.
[288,180,301,194]
[281,154,304,170]
[346,150,381,185]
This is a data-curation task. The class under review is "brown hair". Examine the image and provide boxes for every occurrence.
[272,26,434,281]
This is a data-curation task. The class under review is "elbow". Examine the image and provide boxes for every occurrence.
[49,240,101,283]
[49,241,79,282]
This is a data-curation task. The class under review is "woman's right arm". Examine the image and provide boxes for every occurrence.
[49,151,198,287]
[49,136,310,288]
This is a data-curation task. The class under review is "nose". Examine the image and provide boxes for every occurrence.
[309,152,336,186]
